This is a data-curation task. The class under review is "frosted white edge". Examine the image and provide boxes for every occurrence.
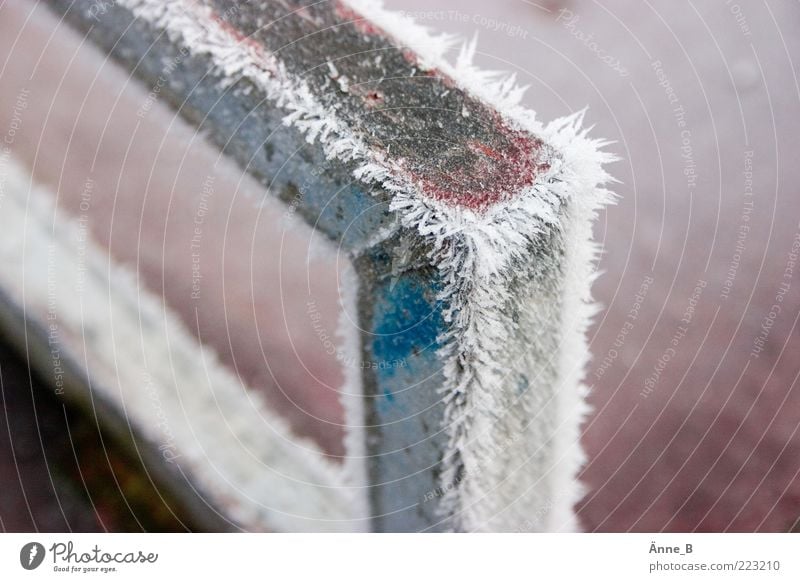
[0,155,367,532]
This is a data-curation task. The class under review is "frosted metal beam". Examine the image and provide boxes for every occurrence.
[39,0,614,532]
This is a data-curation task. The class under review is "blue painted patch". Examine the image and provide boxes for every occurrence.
[371,272,443,409]
[373,276,441,364]
[362,268,449,530]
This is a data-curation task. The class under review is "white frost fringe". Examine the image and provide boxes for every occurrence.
[111,0,616,531]
[345,1,618,531]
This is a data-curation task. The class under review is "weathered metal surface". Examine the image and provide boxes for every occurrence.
[203,0,551,211]
[46,0,393,249]
[36,0,552,531]
[355,240,449,531]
